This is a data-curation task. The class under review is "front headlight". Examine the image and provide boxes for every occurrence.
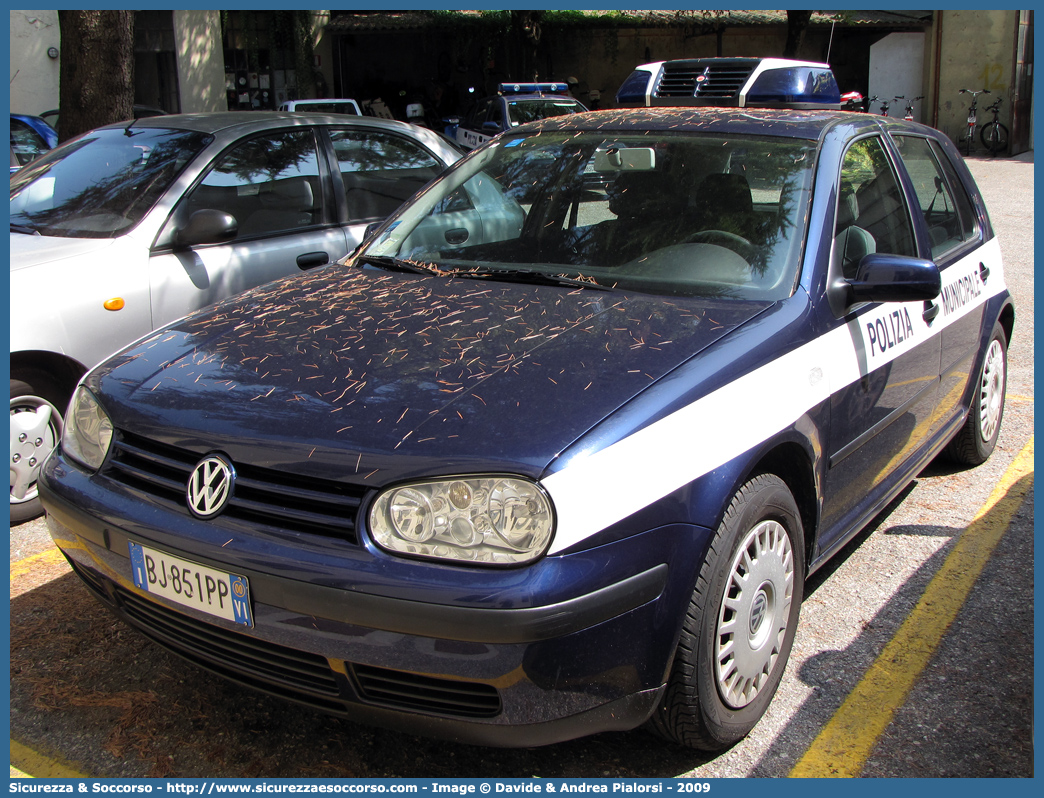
[369,476,554,565]
[62,386,114,472]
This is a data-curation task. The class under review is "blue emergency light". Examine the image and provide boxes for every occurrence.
[498,82,569,96]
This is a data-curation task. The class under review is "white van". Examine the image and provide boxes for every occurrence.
[279,98,362,115]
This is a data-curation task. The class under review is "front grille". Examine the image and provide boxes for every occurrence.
[655,59,758,100]
[352,664,502,718]
[68,557,110,598]
[68,561,505,721]
[106,430,364,542]
[115,584,343,698]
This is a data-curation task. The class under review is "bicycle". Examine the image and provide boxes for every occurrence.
[868,95,891,116]
[979,97,1008,155]
[958,88,990,155]
[900,95,924,122]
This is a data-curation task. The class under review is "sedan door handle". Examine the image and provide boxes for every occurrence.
[978,261,990,283]
[923,300,940,324]
[444,228,469,246]
[296,252,330,270]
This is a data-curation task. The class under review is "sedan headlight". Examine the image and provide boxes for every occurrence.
[369,476,554,565]
[62,386,114,472]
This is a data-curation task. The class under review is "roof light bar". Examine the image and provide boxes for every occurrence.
[498,82,569,96]
[616,57,841,110]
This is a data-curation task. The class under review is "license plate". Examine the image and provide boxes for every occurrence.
[968,115,977,124]
[128,542,254,627]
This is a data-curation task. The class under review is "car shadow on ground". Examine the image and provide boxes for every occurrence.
[752,471,1033,777]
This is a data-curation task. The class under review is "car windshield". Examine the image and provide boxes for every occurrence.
[10,126,213,238]
[507,99,585,126]
[363,130,816,299]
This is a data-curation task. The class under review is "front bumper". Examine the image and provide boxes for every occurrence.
[41,452,710,747]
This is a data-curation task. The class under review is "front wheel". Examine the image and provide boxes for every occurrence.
[964,124,976,156]
[980,122,1009,154]
[647,474,805,751]
[10,377,66,525]
[947,323,1007,465]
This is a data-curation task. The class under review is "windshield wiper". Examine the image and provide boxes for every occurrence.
[355,254,433,275]
[10,223,40,236]
[356,256,615,292]
[446,267,616,292]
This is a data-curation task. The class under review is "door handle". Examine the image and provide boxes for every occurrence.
[923,301,940,324]
[978,261,990,283]
[444,228,469,246]
[296,252,329,270]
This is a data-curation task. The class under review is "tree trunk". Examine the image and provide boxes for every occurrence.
[57,10,135,143]
[783,10,813,59]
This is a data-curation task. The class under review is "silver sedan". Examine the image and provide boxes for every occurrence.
[10,112,461,523]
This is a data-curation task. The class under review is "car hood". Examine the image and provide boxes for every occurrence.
[91,267,770,485]
[9,233,115,271]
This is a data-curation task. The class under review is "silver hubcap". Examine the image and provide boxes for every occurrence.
[978,339,1005,442]
[716,520,794,709]
[10,396,62,505]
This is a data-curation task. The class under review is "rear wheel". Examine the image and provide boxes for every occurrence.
[10,376,66,525]
[948,323,1007,465]
[647,474,804,750]
[980,122,1009,154]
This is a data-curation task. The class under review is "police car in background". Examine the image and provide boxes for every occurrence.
[449,82,587,150]
[41,59,1012,752]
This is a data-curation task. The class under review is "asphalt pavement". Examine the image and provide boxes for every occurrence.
[8,151,1035,780]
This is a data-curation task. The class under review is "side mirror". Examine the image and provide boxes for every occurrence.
[173,209,238,248]
[831,253,940,315]
[350,221,384,257]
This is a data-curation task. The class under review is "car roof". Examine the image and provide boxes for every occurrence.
[92,111,428,137]
[504,106,878,141]
[504,94,579,101]
[282,99,358,106]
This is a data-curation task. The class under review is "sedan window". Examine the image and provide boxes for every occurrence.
[833,136,917,278]
[9,119,49,167]
[9,127,213,238]
[330,129,443,222]
[893,135,979,259]
[182,129,323,238]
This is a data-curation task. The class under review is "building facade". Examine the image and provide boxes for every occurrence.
[9,9,1032,155]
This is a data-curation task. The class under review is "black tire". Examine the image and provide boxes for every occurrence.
[10,375,66,525]
[647,474,805,750]
[947,323,1008,466]
[980,122,1009,154]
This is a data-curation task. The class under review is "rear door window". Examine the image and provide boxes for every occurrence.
[893,135,979,260]
[330,129,443,222]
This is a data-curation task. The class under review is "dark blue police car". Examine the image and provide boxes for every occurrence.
[450,82,587,151]
[41,59,1012,751]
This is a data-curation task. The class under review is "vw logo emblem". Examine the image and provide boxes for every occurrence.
[186,454,235,518]
[749,591,768,635]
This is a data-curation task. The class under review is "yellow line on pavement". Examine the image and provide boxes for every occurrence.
[9,546,66,581]
[10,739,88,778]
[790,437,1034,777]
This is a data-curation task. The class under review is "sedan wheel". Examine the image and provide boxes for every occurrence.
[10,379,64,525]
[948,322,1007,466]
[715,519,794,709]
[977,338,1005,442]
[647,473,804,751]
